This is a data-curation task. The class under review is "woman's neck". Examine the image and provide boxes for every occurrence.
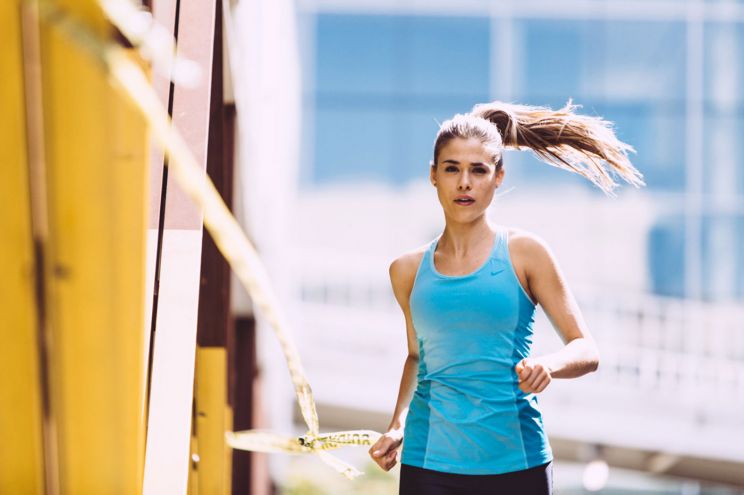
[438,217,495,257]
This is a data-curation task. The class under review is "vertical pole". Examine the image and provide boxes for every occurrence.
[685,0,704,300]
[193,3,235,491]
[143,0,217,492]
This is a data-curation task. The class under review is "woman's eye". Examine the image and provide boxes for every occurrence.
[473,168,487,174]
[445,166,458,172]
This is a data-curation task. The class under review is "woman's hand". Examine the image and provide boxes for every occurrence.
[515,358,552,394]
[368,429,404,471]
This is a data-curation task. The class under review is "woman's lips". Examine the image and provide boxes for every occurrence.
[454,198,475,205]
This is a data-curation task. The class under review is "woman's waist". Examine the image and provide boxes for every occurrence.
[416,365,520,390]
[405,394,548,441]
[410,383,541,417]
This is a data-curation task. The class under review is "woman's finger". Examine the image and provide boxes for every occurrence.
[518,360,530,377]
[518,359,536,382]
[526,368,546,389]
[380,437,394,453]
[371,434,401,459]
[515,360,525,375]
[372,445,387,458]
[534,374,551,392]
[370,441,386,458]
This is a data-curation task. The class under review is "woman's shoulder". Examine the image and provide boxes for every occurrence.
[389,243,429,280]
[505,226,552,254]
[504,226,557,270]
[388,242,430,295]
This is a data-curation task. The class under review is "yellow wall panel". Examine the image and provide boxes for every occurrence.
[38,0,149,492]
[0,1,45,493]
[194,347,230,495]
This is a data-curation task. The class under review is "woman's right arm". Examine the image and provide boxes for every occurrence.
[368,253,422,471]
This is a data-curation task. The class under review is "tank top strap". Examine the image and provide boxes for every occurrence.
[425,235,440,258]
[418,236,438,271]
[492,226,509,263]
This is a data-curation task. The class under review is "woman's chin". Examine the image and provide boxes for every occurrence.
[446,211,485,223]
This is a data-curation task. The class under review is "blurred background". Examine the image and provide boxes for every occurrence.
[274,0,744,493]
[2,0,743,494]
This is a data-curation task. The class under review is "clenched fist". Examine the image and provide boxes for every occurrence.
[515,358,552,394]
[368,429,403,471]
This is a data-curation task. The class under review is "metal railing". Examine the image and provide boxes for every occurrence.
[287,254,744,460]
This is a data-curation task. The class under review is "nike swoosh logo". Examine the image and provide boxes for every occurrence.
[490,261,507,276]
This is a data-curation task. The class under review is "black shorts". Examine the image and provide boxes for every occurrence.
[399,461,553,495]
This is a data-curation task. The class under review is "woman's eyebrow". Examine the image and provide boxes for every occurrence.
[441,159,489,166]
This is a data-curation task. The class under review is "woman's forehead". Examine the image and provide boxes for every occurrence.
[439,137,495,163]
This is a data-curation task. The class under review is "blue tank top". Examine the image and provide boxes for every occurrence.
[400,226,553,475]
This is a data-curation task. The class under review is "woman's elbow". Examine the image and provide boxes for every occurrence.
[590,357,600,373]
[589,346,600,373]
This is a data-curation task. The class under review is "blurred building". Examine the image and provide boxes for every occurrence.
[297,0,744,300]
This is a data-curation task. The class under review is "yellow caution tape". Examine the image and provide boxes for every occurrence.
[98,0,201,87]
[226,429,382,453]
[225,429,383,479]
[37,0,383,479]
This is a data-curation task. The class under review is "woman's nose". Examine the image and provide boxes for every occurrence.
[458,172,471,190]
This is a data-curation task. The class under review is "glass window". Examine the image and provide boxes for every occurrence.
[313,106,396,183]
[648,214,687,298]
[704,22,744,197]
[310,14,490,185]
[700,23,744,301]
[519,20,596,101]
[511,19,687,193]
[406,16,491,97]
[701,213,744,300]
[316,14,399,95]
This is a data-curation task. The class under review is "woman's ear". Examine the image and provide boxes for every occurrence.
[430,161,437,186]
[494,166,505,188]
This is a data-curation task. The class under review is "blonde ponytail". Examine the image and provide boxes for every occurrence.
[470,100,644,195]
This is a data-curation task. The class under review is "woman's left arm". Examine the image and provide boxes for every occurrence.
[514,234,600,394]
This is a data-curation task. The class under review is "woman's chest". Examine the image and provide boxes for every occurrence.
[410,275,523,334]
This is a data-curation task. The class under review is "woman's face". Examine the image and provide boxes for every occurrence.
[430,137,504,223]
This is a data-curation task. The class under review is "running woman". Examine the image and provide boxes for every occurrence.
[368,101,643,495]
